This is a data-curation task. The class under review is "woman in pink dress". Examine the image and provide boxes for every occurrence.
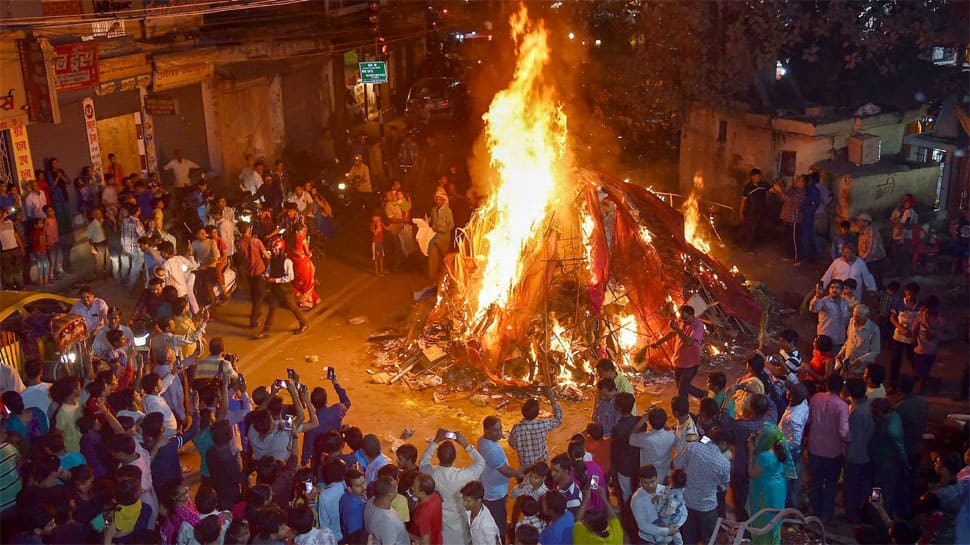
[289,221,320,310]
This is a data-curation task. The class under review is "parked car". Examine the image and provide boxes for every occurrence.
[405,77,470,123]
[0,290,89,381]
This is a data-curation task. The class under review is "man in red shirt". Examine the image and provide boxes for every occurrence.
[410,473,443,545]
[651,305,707,399]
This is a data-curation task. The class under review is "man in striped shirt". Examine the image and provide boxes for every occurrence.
[508,387,562,470]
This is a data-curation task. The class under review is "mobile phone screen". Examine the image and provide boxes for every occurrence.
[444,431,457,440]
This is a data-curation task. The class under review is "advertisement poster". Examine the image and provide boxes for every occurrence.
[8,125,36,184]
[82,97,104,178]
[53,42,99,91]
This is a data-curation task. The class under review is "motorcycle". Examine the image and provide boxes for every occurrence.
[325,173,369,220]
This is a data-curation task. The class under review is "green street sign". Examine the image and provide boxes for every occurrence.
[359,61,388,84]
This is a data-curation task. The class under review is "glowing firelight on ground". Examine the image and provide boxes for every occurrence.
[683,174,711,253]
[467,5,568,328]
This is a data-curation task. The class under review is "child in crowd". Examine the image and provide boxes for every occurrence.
[707,370,735,419]
[801,334,834,396]
[510,461,549,501]
[369,213,387,276]
[29,217,50,286]
[842,278,860,311]
[290,503,337,545]
[584,422,611,474]
[43,205,63,276]
[87,207,109,279]
[514,496,546,535]
[654,468,688,545]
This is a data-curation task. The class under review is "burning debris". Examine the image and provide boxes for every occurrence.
[372,6,765,398]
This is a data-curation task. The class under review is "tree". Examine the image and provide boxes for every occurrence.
[590,0,968,124]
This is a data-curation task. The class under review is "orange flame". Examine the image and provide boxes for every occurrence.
[683,174,711,253]
[466,6,568,328]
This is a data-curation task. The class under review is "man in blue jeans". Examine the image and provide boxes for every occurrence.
[807,374,850,523]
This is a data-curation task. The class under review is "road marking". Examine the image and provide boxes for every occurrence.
[240,273,379,374]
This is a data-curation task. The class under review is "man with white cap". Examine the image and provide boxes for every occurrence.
[856,212,886,265]
[428,188,454,280]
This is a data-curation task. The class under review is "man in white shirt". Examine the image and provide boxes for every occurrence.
[286,184,314,216]
[239,160,264,196]
[631,465,677,544]
[210,207,235,257]
[630,407,676,483]
[158,241,201,313]
[419,430,486,545]
[70,286,109,334]
[19,360,51,421]
[820,245,877,300]
[364,476,411,545]
[142,364,183,438]
[462,480,501,545]
[23,180,48,221]
[163,149,200,191]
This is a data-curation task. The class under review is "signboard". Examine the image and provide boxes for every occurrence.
[8,125,35,184]
[53,42,99,91]
[41,0,82,16]
[82,97,104,178]
[153,63,212,92]
[144,96,178,115]
[1,43,28,129]
[358,61,387,84]
[16,37,59,124]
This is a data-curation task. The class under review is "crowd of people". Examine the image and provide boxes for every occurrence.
[0,121,968,545]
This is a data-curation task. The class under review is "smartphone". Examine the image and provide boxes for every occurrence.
[287,368,297,381]
[443,431,458,440]
[590,475,601,490]
[325,366,336,380]
[870,487,881,503]
[275,379,287,389]
[303,481,313,495]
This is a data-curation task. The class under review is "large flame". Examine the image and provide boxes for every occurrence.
[683,174,711,253]
[467,6,568,327]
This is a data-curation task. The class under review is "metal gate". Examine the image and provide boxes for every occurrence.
[0,129,14,186]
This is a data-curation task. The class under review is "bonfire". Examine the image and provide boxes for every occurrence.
[415,6,761,391]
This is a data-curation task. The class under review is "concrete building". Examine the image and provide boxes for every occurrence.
[0,0,427,189]
[679,102,953,231]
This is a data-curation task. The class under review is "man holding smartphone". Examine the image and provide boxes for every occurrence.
[419,428,486,545]
[301,367,352,466]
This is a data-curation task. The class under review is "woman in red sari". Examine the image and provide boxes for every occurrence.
[289,221,320,310]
